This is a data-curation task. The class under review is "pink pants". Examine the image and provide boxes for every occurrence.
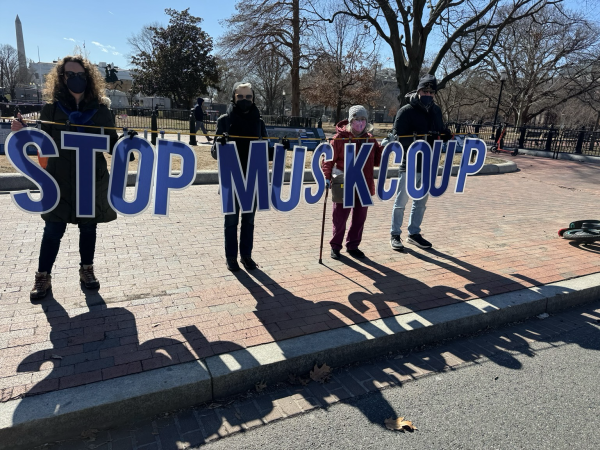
[330,201,369,251]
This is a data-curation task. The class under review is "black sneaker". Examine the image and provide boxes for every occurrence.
[390,235,404,251]
[226,258,240,271]
[407,234,432,249]
[347,248,365,258]
[240,256,257,270]
[331,248,341,260]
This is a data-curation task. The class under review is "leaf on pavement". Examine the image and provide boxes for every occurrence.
[255,380,267,392]
[80,429,98,441]
[50,354,63,360]
[310,363,331,384]
[385,417,418,432]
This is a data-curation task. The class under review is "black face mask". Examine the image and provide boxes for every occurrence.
[66,76,87,94]
[236,99,252,112]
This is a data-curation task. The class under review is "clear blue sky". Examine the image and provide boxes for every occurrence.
[0,0,594,70]
[0,1,237,68]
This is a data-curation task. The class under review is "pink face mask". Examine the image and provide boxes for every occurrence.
[352,119,366,134]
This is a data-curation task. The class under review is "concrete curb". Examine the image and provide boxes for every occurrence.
[0,161,518,192]
[516,149,600,164]
[1,271,598,449]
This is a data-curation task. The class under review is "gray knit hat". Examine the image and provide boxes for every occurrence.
[348,105,368,122]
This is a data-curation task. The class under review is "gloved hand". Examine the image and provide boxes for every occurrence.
[218,132,229,146]
[325,179,331,189]
[128,130,138,140]
[282,137,291,150]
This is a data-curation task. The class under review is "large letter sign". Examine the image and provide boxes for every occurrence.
[5,128,60,214]
[344,142,374,208]
[271,143,307,212]
[153,139,197,216]
[61,132,110,217]
[217,140,270,214]
[6,130,488,218]
[304,143,333,205]
[108,135,156,216]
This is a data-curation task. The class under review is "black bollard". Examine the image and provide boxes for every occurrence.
[189,109,197,146]
[151,107,158,146]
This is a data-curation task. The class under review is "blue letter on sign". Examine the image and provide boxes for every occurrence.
[61,131,110,218]
[218,140,270,214]
[109,135,156,216]
[429,140,456,198]
[376,141,403,201]
[304,143,333,204]
[344,142,374,208]
[271,144,306,212]
[406,141,432,200]
[5,129,60,214]
[153,139,197,216]
[455,138,487,194]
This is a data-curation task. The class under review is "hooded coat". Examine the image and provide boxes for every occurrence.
[193,98,205,121]
[393,92,446,171]
[322,120,383,197]
[39,92,119,224]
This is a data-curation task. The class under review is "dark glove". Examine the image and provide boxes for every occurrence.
[325,179,331,189]
[128,130,138,139]
[282,137,291,150]
[218,132,229,146]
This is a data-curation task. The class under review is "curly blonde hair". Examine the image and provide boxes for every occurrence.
[43,55,107,103]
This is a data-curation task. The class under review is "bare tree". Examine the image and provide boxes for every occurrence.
[302,15,378,122]
[220,0,313,116]
[249,51,289,115]
[310,0,559,104]
[0,44,20,99]
[486,6,600,125]
[127,22,161,59]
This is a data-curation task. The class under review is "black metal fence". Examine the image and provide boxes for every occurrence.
[447,122,600,157]
[111,108,217,132]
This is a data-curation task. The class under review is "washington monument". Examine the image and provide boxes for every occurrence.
[15,15,27,83]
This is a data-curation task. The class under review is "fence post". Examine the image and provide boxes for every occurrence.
[189,109,197,146]
[456,123,461,134]
[151,107,158,146]
[545,125,554,152]
[574,126,585,154]
[518,125,526,149]
[474,121,481,134]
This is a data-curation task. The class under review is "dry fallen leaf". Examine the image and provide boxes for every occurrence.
[255,380,267,392]
[385,417,418,432]
[207,402,222,409]
[310,363,332,384]
[50,354,63,360]
[80,429,99,441]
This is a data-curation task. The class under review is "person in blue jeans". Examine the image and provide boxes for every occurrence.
[389,74,451,251]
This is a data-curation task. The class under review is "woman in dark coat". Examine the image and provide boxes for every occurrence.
[11,55,119,299]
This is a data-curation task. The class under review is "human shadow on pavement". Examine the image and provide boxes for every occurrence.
[12,289,203,437]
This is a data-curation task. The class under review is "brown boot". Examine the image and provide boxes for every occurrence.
[79,264,100,290]
[30,272,52,300]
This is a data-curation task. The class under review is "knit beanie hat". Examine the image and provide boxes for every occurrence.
[348,105,368,122]
[417,74,438,92]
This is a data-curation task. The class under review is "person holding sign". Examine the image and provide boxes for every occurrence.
[11,55,119,299]
[389,74,452,251]
[212,82,270,272]
[322,106,383,260]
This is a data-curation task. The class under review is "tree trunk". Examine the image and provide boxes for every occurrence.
[291,0,300,116]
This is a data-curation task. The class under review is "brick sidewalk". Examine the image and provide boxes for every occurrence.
[1,156,599,402]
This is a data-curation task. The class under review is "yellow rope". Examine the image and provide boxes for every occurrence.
[1,116,479,141]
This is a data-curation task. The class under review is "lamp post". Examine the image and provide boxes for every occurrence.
[492,71,507,128]
[281,90,286,116]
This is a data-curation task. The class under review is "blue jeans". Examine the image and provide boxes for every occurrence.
[224,202,256,258]
[390,171,428,237]
[195,121,209,136]
[38,221,97,273]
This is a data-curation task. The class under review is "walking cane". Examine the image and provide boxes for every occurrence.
[318,184,329,264]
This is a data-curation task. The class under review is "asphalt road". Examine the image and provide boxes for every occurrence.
[199,310,600,450]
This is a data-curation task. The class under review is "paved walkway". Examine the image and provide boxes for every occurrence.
[1,155,599,402]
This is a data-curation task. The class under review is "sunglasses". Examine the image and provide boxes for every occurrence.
[236,94,253,100]
[64,71,87,80]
